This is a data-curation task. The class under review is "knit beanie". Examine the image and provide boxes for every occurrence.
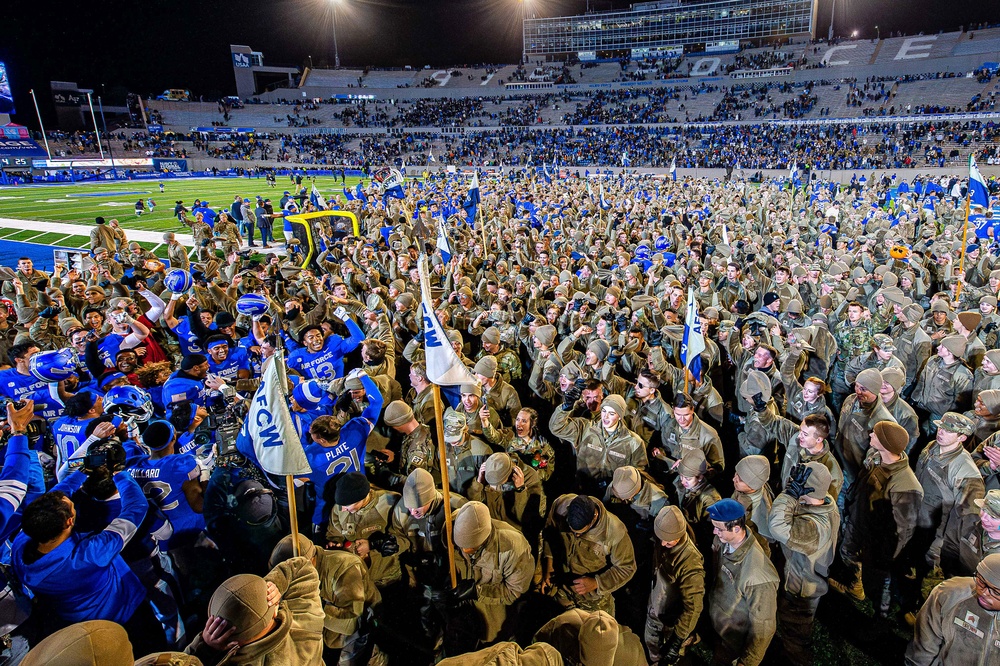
[653,505,687,543]
[474,356,498,379]
[803,461,833,501]
[21,620,133,666]
[610,466,642,501]
[881,366,906,395]
[579,611,620,666]
[981,389,1000,416]
[383,400,414,427]
[735,455,770,491]
[677,449,708,478]
[873,420,909,455]
[587,339,611,363]
[534,325,556,347]
[482,327,501,345]
[335,472,370,506]
[602,394,627,418]
[208,573,279,644]
[483,452,514,486]
[855,368,883,395]
[268,534,318,569]
[403,468,437,508]
[940,335,967,358]
[453,501,492,549]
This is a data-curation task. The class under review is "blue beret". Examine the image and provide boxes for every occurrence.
[706,498,746,522]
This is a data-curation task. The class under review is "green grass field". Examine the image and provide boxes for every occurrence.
[0,175,364,234]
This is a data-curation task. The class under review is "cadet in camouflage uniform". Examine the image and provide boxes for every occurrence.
[381,400,439,488]
[831,301,875,412]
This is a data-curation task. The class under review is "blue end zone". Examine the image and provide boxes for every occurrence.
[0,240,80,272]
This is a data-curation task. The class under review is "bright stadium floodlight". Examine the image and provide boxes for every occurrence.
[331,0,342,69]
[851,30,858,38]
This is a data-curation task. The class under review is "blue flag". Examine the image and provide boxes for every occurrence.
[970,156,990,209]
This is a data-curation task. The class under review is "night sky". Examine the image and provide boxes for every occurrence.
[3,0,999,125]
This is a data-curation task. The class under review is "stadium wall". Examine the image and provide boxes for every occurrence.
[175,158,1000,184]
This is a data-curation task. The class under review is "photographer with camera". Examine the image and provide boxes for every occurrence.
[11,419,168,655]
[0,399,45,542]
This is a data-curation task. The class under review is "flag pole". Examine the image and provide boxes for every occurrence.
[272,346,302,558]
[431,383,459,588]
[955,186,973,304]
[285,475,301,558]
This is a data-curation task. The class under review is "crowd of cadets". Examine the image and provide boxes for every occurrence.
[3,168,1000,666]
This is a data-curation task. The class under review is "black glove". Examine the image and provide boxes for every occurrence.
[751,392,768,412]
[659,632,684,665]
[746,253,757,265]
[413,329,425,344]
[448,578,478,604]
[607,346,622,365]
[648,329,663,347]
[39,305,62,319]
[561,377,586,411]
[34,278,49,290]
[521,313,534,326]
[615,313,629,332]
[368,531,399,556]
[335,391,355,414]
[601,311,615,325]
[785,463,814,500]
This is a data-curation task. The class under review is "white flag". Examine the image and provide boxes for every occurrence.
[417,255,480,386]
[242,349,311,475]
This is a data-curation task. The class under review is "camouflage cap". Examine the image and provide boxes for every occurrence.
[442,408,468,443]
[975,489,1000,519]
[873,334,896,352]
[933,411,975,436]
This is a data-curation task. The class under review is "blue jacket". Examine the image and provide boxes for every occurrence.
[11,474,148,627]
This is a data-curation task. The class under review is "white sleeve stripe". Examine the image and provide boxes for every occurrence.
[0,480,28,493]
[0,488,27,510]
[105,518,139,545]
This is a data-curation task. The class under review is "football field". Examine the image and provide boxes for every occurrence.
[0,175,364,236]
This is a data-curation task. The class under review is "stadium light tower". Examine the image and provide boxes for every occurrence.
[331,0,341,68]
[521,0,530,65]
[828,0,836,41]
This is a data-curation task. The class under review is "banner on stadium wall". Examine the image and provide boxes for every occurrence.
[147,124,163,134]
[578,51,597,62]
[1,126,30,140]
[52,91,84,106]
[0,139,46,157]
[730,67,794,80]
[194,127,255,134]
[152,158,187,172]
[33,158,153,169]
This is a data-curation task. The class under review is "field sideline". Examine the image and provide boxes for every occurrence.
[0,175,365,235]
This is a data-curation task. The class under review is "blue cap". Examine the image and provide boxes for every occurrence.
[292,380,325,409]
[706,498,746,522]
[968,244,981,253]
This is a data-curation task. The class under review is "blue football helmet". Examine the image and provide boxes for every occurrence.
[29,349,77,382]
[654,235,670,252]
[164,268,192,294]
[104,385,154,423]
[635,244,651,260]
[236,293,269,317]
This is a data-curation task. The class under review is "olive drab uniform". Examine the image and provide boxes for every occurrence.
[906,577,1000,665]
[644,531,706,665]
[326,488,403,588]
[542,496,637,614]
[708,533,780,666]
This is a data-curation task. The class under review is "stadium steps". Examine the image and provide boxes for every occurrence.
[869,40,883,66]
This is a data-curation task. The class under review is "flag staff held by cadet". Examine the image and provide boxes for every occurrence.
[417,253,482,588]
[957,155,992,303]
